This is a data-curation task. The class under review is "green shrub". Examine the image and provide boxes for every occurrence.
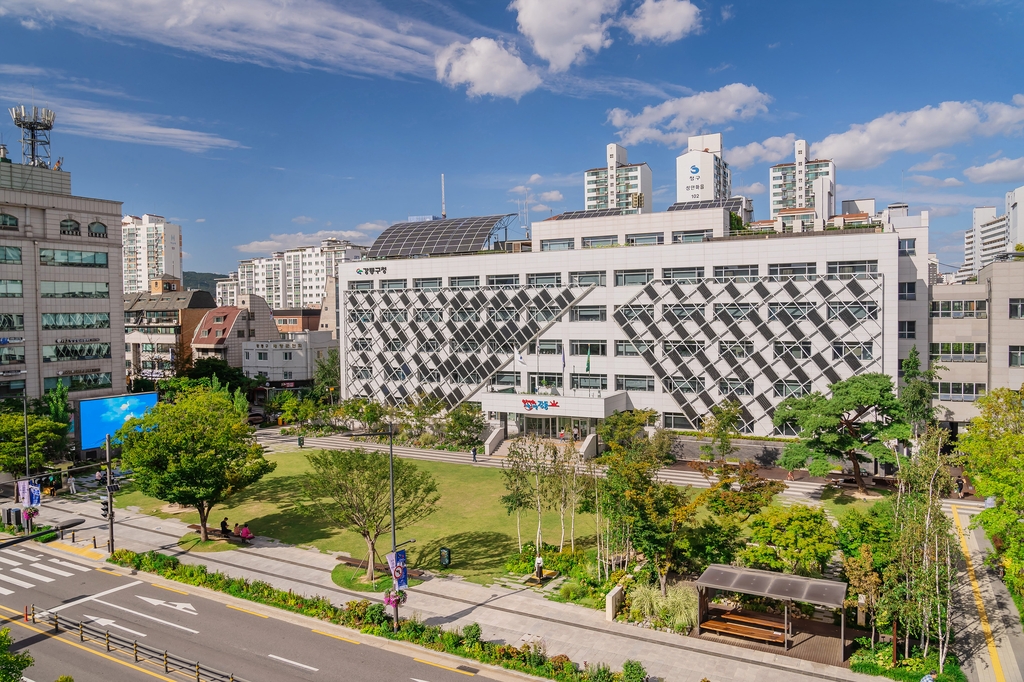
[363,603,390,626]
[584,662,614,682]
[621,660,647,682]
[462,622,482,645]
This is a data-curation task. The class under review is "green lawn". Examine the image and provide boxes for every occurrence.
[116,449,597,585]
[817,486,892,519]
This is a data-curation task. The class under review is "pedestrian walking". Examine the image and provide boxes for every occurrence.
[572,426,579,441]
[558,428,565,441]
[534,554,544,580]
[471,446,477,463]
[956,476,965,499]
[67,475,76,495]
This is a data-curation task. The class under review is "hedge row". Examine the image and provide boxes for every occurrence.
[108,550,648,682]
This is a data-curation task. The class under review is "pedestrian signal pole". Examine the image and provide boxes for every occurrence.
[105,434,115,553]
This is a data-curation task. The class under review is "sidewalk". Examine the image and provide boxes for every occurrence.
[36,493,871,682]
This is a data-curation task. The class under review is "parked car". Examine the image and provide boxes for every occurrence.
[247,413,265,425]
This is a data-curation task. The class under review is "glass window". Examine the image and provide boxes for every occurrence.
[663,340,704,356]
[833,342,873,360]
[42,343,111,362]
[768,302,814,320]
[898,282,917,300]
[663,412,693,429]
[530,339,563,355]
[828,302,879,320]
[932,382,987,402]
[379,279,406,290]
[719,378,753,395]
[0,246,21,264]
[418,339,441,352]
[571,373,607,390]
[385,339,404,351]
[41,312,110,329]
[570,340,607,356]
[569,271,606,287]
[39,249,108,268]
[617,304,653,320]
[0,213,19,228]
[581,235,617,248]
[714,264,758,281]
[44,372,112,393]
[413,277,442,291]
[381,309,408,322]
[615,269,654,286]
[348,309,374,322]
[88,222,107,236]
[662,304,703,320]
[769,262,816,279]
[898,238,916,256]
[487,274,519,288]
[0,280,22,297]
[352,366,372,380]
[662,267,704,283]
[826,260,878,279]
[60,219,81,234]
[774,380,810,397]
[774,341,812,359]
[529,372,563,389]
[0,380,25,398]
[616,375,655,391]
[615,341,652,356]
[351,338,371,351]
[449,276,480,289]
[898,320,916,338]
[40,281,110,298]
[0,346,25,365]
[348,280,372,290]
[625,232,664,246]
[672,229,711,243]
[529,307,560,322]
[719,341,753,358]
[282,351,293,360]
[540,238,574,251]
[664,377,703,393]
[418,369,441,382]
[491,371,520,387]
[387,366,411,380]
[715,303,757,320]
[415,308,443,322]
[488,338,517,353]
[489,307,517,322]
[930,342,986,362]
[451,308,480,322]
[1011,299,1024,319]
[571,305,607,322]
[453,340,481,353]
[1010,346,1024,367]
[528,272,562,287]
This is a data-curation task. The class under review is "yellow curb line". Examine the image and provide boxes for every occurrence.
[95,568,122,576]
[414,658,475,676]
[151,583,189,595]
[48,540,107,561]
[226,603,269,618]
[312,628,360,644]
[952,505,1005,682]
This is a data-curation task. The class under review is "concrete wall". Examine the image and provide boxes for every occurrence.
[668,434,788,467]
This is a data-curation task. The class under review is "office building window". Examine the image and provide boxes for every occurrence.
[451,308,480,322]
[769,262,816,279]
[488,338,517,353]
[719,378,754,395]
[570,373,607,390]
[625,232,664,246]
[768,302,814,320]
[0,247,22,264]
[348,309,373,322]
[715,303,757,320]
[616,375,655,392]
[617,304,653,320]
[491,371,520,387]
[540,238,574,251]
[39,249,108,268]
[450,276,480,289]
[417,368,440,382]
[413,277,442,291]
[615,341,653,356]
[453,340,481,353]
[827,302,879,320]
[929,342,986,362]
[833,342,873,360]
[351,338,371,351]
[774,380,810,398]
[529,372,563,389]
[348,280,372,290]
[570,305,606,322]
[775,421,800,437]
[826,260,878,279]
[257,352,268,360]
[663,413,694,430]
[352,366,372,380]
[529,339,562,355]
[379,279,406,290]
[1011,299,1024,319]
[898,282,917,300]
[0,214,18,228]
[489,307,517,322]
[282,351,293,360]
[418,339,441,352]
[0,346,26,365]
[719,341,753,358]
[1010,346,1024,367]
[931,382,986,402]
[44,373,112,393]
[615,269,654,286]
[663,340,704,356]
[487,274,519,288]
[662,267,704,283]
[382,309,408,323]
[41,312,110,329]
[528,272,562,287]
[569,271,606,287]
[570,340,607,356]
[663,304,703,320]
[415,308,442,322]
[664,377,703,393]
[387,366,410,380]
[529,307,560,322]
[672,229,712,243]
[714,264,758,281]
[898,321,916,338]
[930,299,988,318]
[0,280,22,297]
[774,341,812,359]
[581,235,617,248]
[898,238,917,256]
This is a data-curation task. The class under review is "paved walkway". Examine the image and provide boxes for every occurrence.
[36,493,872,682]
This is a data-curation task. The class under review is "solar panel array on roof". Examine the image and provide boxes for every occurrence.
[547,208,625,221]
[695,564,847,608]
[367,215,515,259]
[667,197,746,212]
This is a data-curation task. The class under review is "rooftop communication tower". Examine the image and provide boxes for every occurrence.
[9,105,55,168]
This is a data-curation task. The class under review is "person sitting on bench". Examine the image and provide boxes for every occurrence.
[220,517,231,538]
[239,524,254,543]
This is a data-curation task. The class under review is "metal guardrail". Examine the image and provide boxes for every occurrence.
[31,605,252,682]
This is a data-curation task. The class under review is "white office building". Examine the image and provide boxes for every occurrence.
[121,214,182,294]
[242,329,335,389]
[770,140,836,220]
[230,239,368,309]
[955,185,1023,282]
[675,134,731,205]
[584,144,653,214]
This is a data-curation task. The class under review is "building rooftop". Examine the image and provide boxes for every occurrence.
[367,214,516,259]
[124,289,216,312]
[584,162,649,173]
[192,307,243,347]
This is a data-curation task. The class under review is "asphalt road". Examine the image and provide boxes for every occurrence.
[1,543,481,682]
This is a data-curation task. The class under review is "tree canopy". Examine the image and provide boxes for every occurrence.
[0,413,69,474]
[740,504,837,576]
[185,357,256,394]
[0,627,32,682]
[117,387,275,541]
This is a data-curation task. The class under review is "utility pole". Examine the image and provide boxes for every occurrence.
[105,434,115,553]
[22,392,30,477]
[388,421,398,630]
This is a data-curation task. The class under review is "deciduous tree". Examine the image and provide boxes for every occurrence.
[0,627,32,682]
[0,413,68,474]
[741,504,837,576]
[697,400,740,462]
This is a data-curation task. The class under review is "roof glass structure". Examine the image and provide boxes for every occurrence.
[667,197,746,213]
[367,215,516,259]
[695,564,847,608]
[546,208,625,221]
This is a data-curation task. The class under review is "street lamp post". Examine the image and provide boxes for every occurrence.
[22,391,29,477]
[355,423,400,630]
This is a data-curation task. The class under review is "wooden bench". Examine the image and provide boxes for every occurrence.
[186,525,247,543]
[719,611,789,632]
[700,619,785,644]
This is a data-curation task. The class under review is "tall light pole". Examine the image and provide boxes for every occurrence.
[388,421,397,630]
[22,391,29,477]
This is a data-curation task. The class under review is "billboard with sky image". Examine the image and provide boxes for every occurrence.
[79,392,158,450]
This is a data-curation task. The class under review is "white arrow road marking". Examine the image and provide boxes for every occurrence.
[49,558,92,572]
[10,568,53,583]
[92,599,199,634]
[268,654,319,672]
[136,595,197,614]
[0,573,34,589]
[46,580,143,614]
[30,563,73,578]
[83,615,147,638]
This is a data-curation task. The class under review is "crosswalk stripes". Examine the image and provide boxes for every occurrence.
[0,554,94,594]
[0,573,35,589]
[30,563,74,578]
[10,568,54,583]
[49,558,93,572]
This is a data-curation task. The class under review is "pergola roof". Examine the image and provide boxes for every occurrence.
[695,564,847,609]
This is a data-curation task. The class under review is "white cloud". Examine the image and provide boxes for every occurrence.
[964,157,1024,184]
[19,18,40,30]
[909,153,955,171]
[623,0,701,44]
[0,64,50,77]
[0,0,459,80]
[509,0,620,72]
[726,133,796,169]
[195,218,206,223]
[733,182,766,195]
[811,95,1024,170]
[509,185,529,194]
[721,5,734,20]
[234,229,370,253]
[538,190,564,202]
[436,38,541,100]
[609,83,772,147]
[909,175,964,188]
[354,220,389,233]
[291,216,315,224]
[528,173,543,183]
[767,42,780,49]
[530,203,552,213]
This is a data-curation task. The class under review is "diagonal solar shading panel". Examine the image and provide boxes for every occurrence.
[368,215,515,258]
[546,208,625,221]
[667,197,746,212]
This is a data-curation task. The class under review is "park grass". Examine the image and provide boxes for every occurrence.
[330,564,424,592]
[818,485,893,519]
[176,532,241,553]
[115,449,596,585]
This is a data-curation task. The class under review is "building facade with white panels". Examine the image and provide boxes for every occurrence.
[770,140,836,219]
[121,214,182,294]
[675,134,731,205]
[339,207,927,438]
[584,144,653,214]
[955,186,1023,282]
[231,239,367,309]
[242,330,335,388]
[0,156,125,400]
[215,272,240,307]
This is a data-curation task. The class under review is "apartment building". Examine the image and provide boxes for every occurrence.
[215,272,239,307]
[955,186,1023,282]
[930,259,1024,431]
[0,144,124,400]
[191,294,278,367]
[584,144,653,214]
[770,139,836,220]
[243,330,335,389]
[675,134,731,205]
[338,203,928,439]
[121,214,182,294]
[272,308,321,336]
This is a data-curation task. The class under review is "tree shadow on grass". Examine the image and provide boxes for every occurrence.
[223,473,337,546]
[411,531,517,574]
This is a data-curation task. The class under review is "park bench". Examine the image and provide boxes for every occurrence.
[719,610,790,633]
[186,524,247,543]
[700,618,785,644]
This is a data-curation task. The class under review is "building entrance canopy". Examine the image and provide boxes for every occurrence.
[479,390,632,419]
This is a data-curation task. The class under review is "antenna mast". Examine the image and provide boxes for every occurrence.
[9,105,55,168]
[441,173,446,219]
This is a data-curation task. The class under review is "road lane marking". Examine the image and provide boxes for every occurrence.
[91,599,200,634]
[30,563,74,577]
[46,580,143,613]
[1,549,41,561]
[226,604,268,618]
[49,558,92,572]
[95,568,122,576]
[0,556,20,567]
[268,654,319,671]
[10,568,53,583]
[0,573,34,589]
[151,583,189,595]
[414,658,476,676]
[137,595,197,614]
[0,584,13,596]
[952,505,1006,682]
[83,614,148,637]
[312,629,360,644]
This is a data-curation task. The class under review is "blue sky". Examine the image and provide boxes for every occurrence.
[1,0,1022,273]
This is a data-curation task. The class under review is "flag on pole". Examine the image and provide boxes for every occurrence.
[561,347,566,370]
[586,349,591,373]
[517,350,527,366]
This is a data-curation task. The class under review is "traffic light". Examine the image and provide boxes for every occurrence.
[100,499,109,519]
